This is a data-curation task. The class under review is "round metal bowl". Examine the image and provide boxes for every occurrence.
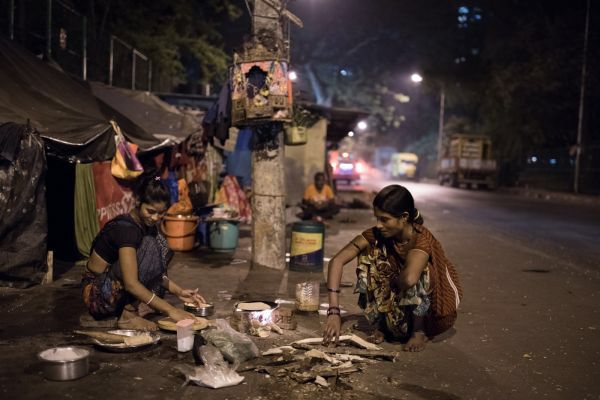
[184,302,214,317]
[38,346,90,381]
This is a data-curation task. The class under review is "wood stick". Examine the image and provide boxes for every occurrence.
[291,343,398,361]
[292,334,382,351]
[290,366,360,383]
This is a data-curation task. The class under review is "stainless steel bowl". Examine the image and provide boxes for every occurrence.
[38,346,90,381]
[184,302,214,317]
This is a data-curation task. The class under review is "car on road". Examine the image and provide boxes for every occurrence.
[332,153,362,184]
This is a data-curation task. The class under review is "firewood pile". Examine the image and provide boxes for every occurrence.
[237,334,399,388]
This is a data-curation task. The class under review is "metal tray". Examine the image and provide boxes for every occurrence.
[92,330,160,353]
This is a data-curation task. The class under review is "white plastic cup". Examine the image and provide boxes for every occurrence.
[176,319,194,352]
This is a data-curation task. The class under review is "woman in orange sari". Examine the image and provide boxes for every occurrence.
[323,185,462,351]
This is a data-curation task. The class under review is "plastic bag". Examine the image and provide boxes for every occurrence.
[176,344,244,389]
[201,319,259,364]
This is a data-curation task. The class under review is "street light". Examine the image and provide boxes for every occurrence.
[348,131,355,137]
[410,72,445,162]
[410,73,423,83]
[357,121,368,130]
[289,70,298,81]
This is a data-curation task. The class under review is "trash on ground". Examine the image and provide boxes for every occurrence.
[177,344,244,389]
[238,333,395,386]
[202,319,259,363]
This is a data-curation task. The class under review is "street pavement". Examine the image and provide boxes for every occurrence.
[0,180,599,399]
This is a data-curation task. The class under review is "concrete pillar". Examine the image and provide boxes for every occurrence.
[251,125,286,270]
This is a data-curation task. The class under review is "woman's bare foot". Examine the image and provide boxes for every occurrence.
[403,331,427,352]
[366,329,385,344]
[137,302,155,318]
[118,309,157,331]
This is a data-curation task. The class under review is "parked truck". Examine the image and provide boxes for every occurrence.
[438,134,497,189]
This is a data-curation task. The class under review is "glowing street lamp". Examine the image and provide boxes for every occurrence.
[410,73,423,83]
[347,131,355,137]
[289,70,298,81]
[357,121,367,131]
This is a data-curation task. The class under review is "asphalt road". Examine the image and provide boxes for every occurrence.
[349,178,600,399]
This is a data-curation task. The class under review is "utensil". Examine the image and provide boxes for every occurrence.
[38,346,90,381]
[184,302,215,317]
[74,330,155,346]
[91,330,161,353]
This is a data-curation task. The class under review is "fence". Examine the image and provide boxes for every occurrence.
[518,144,600,194]
[2,0,171,92]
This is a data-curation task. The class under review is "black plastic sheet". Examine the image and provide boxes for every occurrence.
[0,123,48,287]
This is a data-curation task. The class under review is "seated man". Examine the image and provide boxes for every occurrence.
[299,172,340,221]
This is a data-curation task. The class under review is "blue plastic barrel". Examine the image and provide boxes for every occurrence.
[289,221,325,272]
[209,220,240,252]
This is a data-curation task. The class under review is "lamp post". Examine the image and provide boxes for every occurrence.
[410,73,445,161]
[437,86,445,162]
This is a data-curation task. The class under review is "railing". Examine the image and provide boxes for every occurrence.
[2,0,168,91]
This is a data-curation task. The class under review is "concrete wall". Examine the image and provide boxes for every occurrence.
[284,118,327,206]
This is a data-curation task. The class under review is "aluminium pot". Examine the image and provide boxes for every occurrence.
[38,346,90,381]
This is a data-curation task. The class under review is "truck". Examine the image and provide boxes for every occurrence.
[438,134,497,189]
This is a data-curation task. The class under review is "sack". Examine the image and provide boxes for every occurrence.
[110,121,143,180]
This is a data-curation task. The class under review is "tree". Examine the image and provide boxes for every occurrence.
[83,0,244,90]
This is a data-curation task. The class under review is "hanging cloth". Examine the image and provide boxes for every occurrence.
[74,163,100,258]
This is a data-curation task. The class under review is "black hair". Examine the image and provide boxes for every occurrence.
[372,185,423,224]
[134,170,171,206]
[314,172,325,180]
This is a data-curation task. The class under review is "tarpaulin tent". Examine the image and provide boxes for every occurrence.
[0,37,166,162]
[90,82,201,144]
[0,38,172,262]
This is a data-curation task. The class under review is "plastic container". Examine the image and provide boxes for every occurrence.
[295,281,320,312]
[289,221,325,272]
[209,220,240,252]
[176,319,194,352]
[160,214,199,251]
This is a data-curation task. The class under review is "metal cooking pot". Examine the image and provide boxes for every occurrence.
[38,346,90,381]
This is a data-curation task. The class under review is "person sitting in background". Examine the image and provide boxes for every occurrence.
[299,172,340,221]
[82,171,205,331]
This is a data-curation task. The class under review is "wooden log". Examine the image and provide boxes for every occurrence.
[292,334,382,351]
[291,343,398,362]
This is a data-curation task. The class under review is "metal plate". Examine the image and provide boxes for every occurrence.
[92,330,160,353]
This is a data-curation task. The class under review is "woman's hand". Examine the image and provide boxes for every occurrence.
[168,307,196,322]
[177,288,206,306]
[322,314,341,346]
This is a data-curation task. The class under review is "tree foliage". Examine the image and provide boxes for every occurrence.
[83,0,243,88]
[289,0,598,165]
